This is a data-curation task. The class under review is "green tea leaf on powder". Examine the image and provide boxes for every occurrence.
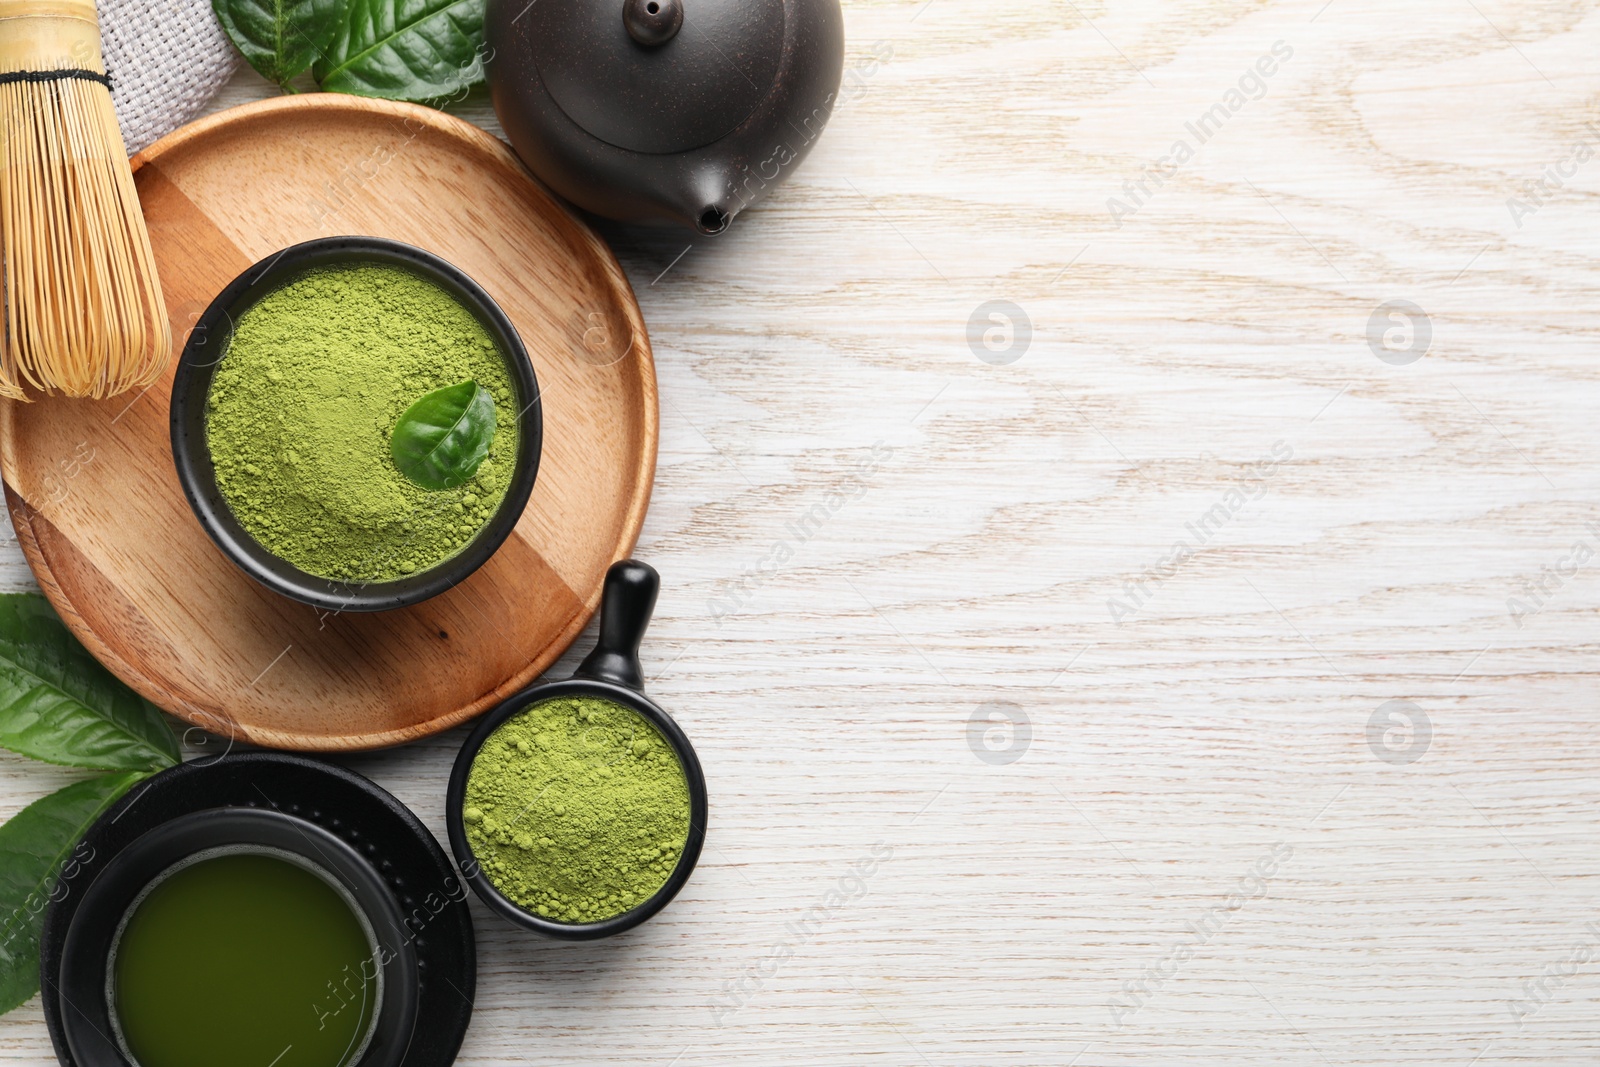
[212,0,344,88]
[314,0,486,101]
[0,595,178,772]
[391,380,498,490]
[0,771,148,1013]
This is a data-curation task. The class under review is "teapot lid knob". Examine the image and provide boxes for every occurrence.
[624,0,682,46]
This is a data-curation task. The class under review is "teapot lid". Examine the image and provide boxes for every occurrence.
[526,0,786,156]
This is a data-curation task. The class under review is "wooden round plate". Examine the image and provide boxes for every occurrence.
[0,95,657,751]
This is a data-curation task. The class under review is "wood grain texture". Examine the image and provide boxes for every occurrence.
[0,96,657,750]
[7,0,1600,1064]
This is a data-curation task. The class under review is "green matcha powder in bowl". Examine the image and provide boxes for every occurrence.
[462,695,691,924]
[170,238,542,612]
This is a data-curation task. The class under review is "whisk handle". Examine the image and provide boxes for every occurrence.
[0,0,104,76]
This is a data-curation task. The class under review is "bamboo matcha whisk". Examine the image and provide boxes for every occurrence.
[0,0,169,399]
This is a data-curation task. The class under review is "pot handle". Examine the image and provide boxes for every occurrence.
[573,559,659,692]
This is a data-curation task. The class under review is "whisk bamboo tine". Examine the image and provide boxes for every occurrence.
[0,0,170,400]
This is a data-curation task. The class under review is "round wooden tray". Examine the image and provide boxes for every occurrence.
[0,95,657,751]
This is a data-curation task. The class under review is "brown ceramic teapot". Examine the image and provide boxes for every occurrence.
[484,0,844,234]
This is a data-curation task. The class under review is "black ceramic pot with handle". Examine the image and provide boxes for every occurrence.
[485,0,845,234]
[446,559,708,940]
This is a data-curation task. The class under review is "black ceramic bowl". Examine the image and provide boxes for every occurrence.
[170,236,543,613]
[446,560,708,940]
[57,807,417,1067]
[40,753,476,1067]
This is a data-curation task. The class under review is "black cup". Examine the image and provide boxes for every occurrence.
[446,560,708,940]
[56,807,419,1067]
[169,236,543,613]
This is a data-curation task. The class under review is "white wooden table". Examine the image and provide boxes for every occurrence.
[7,0,1600,1063]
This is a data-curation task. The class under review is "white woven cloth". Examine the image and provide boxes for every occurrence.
[98,0,239,153]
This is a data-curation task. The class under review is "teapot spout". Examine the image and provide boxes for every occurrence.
[694,205,731,236]
[678,166,739,235]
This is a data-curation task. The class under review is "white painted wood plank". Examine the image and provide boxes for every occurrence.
[7,1,1600,1062]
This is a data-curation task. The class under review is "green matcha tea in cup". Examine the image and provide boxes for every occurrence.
[170,237,542,612]
[446,560,708,939]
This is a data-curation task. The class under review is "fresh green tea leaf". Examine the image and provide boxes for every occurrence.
[0,772,148,1013]
[391,381,498,491]
[212,0,344,88]
[0,595,178,772]
[314,0,486,101]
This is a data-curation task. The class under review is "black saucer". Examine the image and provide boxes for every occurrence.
[40,753,475,1067]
